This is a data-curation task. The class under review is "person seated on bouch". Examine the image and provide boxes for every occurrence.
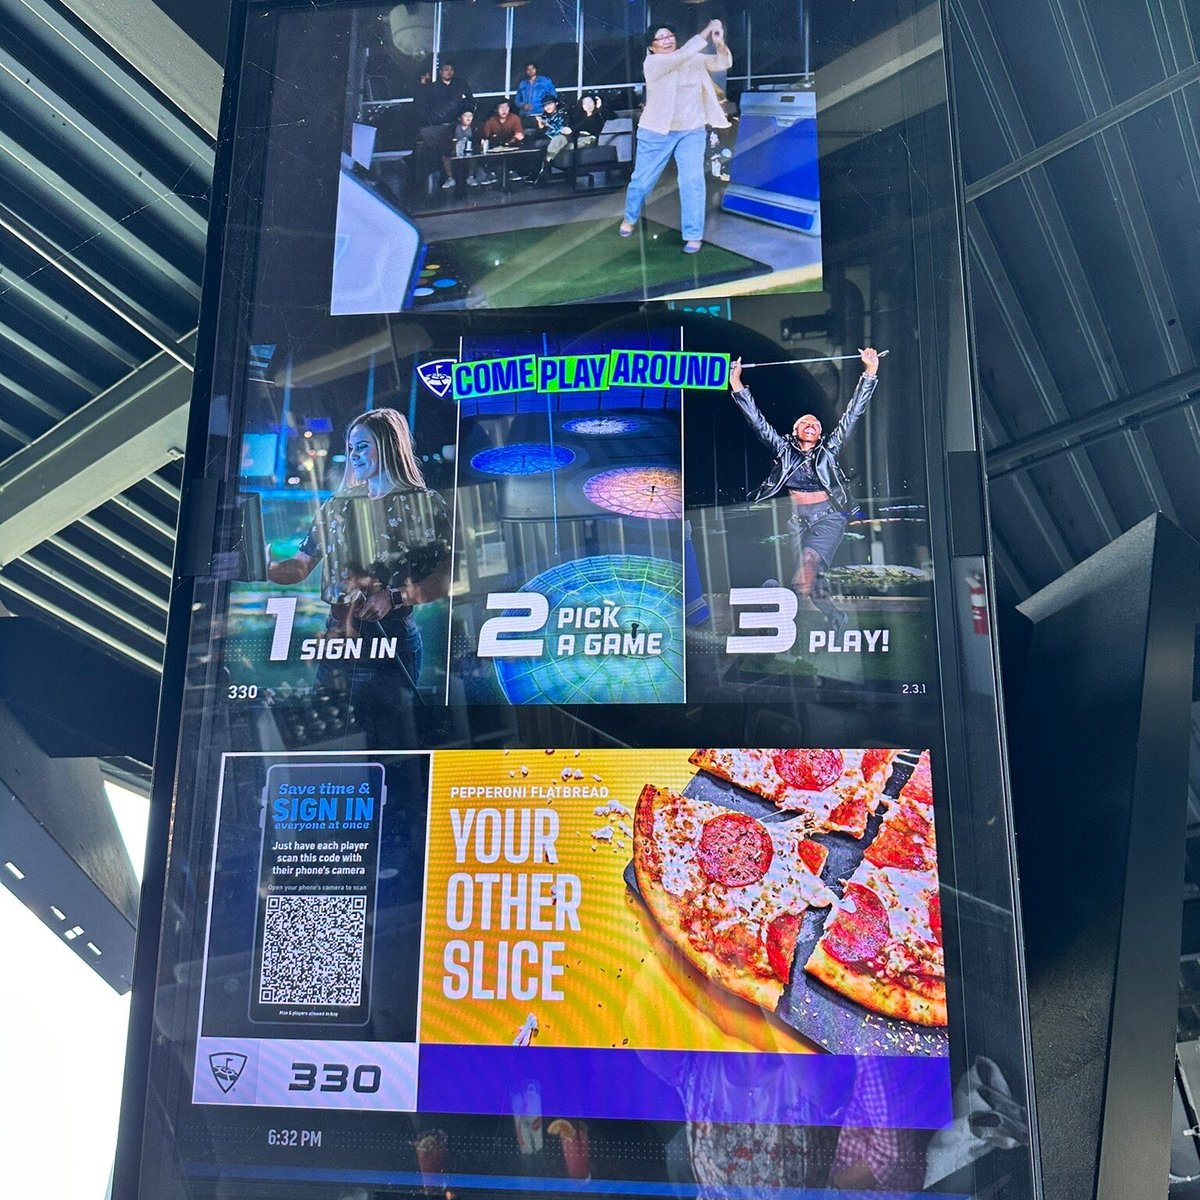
[534,95,574,181]
[447,108,495,188]
[480,98,525,148]
[572,93,605,146]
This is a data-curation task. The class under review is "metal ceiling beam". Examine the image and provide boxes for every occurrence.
[77,514,172,580]
[968,210,1120,542]
[1045,0,1200,462]
[108,493,176,543]
[988,526,1033,600]
[951,0,1180,523]
[0,574,161,672]
[0,249,141,370]
[979,401,1076,578]
[964,61,1200,201]
[0,411,30,446]
[0,200,193,364]
[0,128,200,301]
[11,0,216,163]
[46,533,168,613]
[19,553,166,644]
[0,315,106,396]
[140,472,181,504]
[55,0,223,139]
[0,44,208,250]
[986,365,1200,478]
[0,332,195,567]
[0,366,65,422]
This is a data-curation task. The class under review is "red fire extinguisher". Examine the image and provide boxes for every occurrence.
[967,572,989,635]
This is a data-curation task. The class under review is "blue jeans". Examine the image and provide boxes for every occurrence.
[623,126,708,241]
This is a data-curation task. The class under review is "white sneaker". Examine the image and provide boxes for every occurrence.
[467,176,479,187]
[441,178,454,190]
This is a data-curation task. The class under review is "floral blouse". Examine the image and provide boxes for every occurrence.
[299,486,452,606]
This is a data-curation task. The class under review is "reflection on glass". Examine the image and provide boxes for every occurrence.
[582,0,648,86]
[122,2,1040,1199]
[440,0,507,95]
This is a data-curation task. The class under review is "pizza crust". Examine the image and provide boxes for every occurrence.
[805,941,947,1027]
[633,784,785,1012]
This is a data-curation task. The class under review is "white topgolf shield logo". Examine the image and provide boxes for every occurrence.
[417,359,456,399]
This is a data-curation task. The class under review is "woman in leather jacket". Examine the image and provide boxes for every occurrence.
[728,348,880,632]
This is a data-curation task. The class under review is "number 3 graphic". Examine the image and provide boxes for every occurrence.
[725,588,798,654]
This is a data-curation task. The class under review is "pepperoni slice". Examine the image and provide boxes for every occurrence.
[928,892,942,943]
[865,805,934,870]
[697,812,774,887]
[766,912,804,983]
[798,838,828,876]
[823,883,890,964]
[865,828,927,870]
[772,749,845,791]
[902,753,933,807]
[860,748,892,783]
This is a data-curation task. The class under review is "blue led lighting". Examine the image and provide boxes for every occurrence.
[562,416,646,436]
[470,444,576,475]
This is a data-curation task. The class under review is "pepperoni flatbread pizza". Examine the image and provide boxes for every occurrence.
[864,751,936,874]
[687,748,896,837]
[805,752,945,1026]
[633,749,946,1036]
[632,784,834,1012]
[804,860,945,1026]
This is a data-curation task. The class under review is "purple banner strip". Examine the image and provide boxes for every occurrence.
[418,1046,952,1130]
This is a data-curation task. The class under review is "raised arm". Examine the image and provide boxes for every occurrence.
[705,22,733,72]
[705,46,733,73]
[825,348,880,458]
[729,357,787,456]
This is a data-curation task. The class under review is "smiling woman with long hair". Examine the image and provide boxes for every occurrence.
[267,407,452,699]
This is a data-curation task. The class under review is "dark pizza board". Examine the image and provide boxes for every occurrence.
[623,757,948,1058]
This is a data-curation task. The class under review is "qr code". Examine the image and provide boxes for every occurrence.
[259,895,367,1007]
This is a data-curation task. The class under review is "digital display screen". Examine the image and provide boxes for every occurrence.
[240,431,278,476]
[117,3,1039,1199]
[329,7,822,315]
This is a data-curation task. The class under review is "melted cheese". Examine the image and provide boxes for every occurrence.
[650,799,835,947]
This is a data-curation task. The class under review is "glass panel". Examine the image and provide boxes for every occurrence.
[582,0,647,89]
[512,0,578,99]
[116,3,1043,1199]
[440,0,508,98]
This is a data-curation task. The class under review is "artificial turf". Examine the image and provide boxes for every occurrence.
[429,218,768,308]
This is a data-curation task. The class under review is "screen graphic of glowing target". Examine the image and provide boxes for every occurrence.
[562,416,645,436]
[493,555,684,705]
[470,443,575,475]
[584,466,682,520]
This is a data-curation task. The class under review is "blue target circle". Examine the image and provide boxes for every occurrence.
[492,554,684,705]
[470,444,576,476]
[562,416,646,436]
